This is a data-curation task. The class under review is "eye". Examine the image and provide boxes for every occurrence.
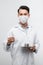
[20,13,23,16]
[24,13,27,15]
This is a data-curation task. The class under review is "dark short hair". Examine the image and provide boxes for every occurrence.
[18,5,30,13]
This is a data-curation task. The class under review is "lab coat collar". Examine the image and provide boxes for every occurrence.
[16,23,32,32]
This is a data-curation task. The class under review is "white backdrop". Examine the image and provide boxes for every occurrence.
[0,0,43,65]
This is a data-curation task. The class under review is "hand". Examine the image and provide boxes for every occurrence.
[7,37,15,44]
[29,46,36,52]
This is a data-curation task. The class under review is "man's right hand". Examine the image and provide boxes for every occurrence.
[7,37,15,45]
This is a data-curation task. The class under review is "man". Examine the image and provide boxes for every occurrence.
[4,5,40,65]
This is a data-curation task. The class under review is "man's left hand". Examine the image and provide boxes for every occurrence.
[29,46,36,52]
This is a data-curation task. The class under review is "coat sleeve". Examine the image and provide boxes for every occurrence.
[34,33,40,53]
[3,28,15,52]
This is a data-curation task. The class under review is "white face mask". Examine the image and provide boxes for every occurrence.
[18,15,29,24]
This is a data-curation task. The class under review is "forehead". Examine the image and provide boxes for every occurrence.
[19,9,28,13]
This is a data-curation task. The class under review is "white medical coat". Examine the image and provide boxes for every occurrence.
[4,24,40,65]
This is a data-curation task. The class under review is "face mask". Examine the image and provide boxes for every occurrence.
[18,15,29,24]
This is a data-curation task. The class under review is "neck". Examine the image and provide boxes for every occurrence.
[19,22,28,29]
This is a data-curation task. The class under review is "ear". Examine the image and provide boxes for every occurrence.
[18,14,19,17]
[18,13,19,17]
[28,14,30,17]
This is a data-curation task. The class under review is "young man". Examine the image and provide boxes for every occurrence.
[4,5,40,65]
